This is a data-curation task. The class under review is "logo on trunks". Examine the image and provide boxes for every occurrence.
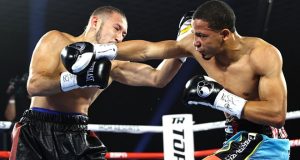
[172,117,186,160]
[196,80,214,98]
[224,134,256,160]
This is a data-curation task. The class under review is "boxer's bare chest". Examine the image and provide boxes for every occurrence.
[202,56,259,100]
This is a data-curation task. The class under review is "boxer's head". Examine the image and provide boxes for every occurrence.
[86,6,128,44]
[191,0,236,60]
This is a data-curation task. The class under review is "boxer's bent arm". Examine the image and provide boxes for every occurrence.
[116,39,191,61]
[111,59,182,87]
[27,31,67,96]
[242,45,287,128]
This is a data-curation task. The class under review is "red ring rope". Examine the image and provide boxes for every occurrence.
[0,149,218,159]
[1,139,299,159]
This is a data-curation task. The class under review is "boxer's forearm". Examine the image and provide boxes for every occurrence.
[116,40,184,61]
[242,100,286,128]
[111,59,181,87]
[27,74,61,96]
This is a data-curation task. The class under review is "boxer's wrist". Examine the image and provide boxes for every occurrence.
[213,89,247,119]
[94,43,117,60]
[60,71,80,92]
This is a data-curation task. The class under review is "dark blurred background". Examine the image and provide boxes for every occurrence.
[0,0,299,159]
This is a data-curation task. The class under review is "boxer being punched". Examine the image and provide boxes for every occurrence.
[10,6,184,160]
[115,0,290,159]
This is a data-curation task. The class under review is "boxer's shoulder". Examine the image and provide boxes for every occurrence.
[36,30,72,54]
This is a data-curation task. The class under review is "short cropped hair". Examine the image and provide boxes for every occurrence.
[193,0,236,32]
[91,6,127,21]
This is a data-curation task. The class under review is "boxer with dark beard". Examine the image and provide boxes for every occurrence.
[10,6,184,160]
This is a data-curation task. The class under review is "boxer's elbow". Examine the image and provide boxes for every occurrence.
[151,75,169,88]
[27,79,39,96]
[269,106,286,128]
[272,120,285,129]
[27,76,46,96]
[154,80,168,88]
[274,102,287,128]
[272,113,286,128]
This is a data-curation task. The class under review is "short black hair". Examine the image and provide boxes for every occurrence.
[193,0,236,32]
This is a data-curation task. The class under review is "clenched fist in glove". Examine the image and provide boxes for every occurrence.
[183,75,247,119]
[176,10,194,63]
[61,42,117,74]
[60,58,111,92]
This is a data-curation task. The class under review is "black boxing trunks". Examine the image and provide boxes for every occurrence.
[9,107,107,160]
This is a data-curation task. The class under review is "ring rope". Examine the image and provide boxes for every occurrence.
[1,144,300,159]
[0,149,236,159]
[91,110,300,132]
[0,110,300,133]
[0,110,299,159]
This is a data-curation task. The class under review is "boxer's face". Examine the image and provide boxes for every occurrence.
[96,12,128,44]
[192,19,223,60]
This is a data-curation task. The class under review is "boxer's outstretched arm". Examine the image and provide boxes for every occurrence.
[116,10,194,62]
[111,59,182,87]
[112,11,194,87]
[116,37,192,61]
[243,45,287,128]
[27,31,68,96]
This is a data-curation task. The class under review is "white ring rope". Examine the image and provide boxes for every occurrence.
[88,124,163,134]
[0,110,300,133]
[88,110,300,133]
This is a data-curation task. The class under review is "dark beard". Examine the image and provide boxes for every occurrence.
[201,53,212,60]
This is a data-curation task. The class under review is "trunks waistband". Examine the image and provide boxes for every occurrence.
[21,108,88,125]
